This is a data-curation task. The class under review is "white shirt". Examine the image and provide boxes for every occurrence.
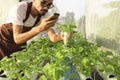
[6,2,50,27]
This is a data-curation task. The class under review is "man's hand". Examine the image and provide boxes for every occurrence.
[60,32,73,40]
[60,32,73,46]
[38,15,58,31]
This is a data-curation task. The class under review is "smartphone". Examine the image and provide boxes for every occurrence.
[49,13,60,20]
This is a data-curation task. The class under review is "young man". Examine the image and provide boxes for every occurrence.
[0,0,71,60]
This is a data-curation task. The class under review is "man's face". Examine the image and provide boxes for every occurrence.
[34,0,54,15]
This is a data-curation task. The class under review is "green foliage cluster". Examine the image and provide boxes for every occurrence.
[57,23,76,34]
[0,23,120,80]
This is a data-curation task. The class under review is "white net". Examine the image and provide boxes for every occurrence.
[86,0,120,53]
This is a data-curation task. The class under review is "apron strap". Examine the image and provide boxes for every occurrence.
[23,2,41,27]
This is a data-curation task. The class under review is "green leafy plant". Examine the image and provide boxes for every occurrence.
[57,22,76,34]
[0,23,120,80]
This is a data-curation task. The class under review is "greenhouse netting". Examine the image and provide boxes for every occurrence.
[86,0,120,54]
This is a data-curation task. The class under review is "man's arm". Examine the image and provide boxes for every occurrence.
[47,28,74,43]
[13,25,42,44]
[47,28,63,43]
[13,17,58,44]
